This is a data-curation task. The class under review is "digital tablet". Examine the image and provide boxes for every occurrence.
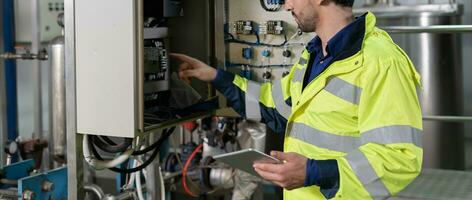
[212,148,282,177]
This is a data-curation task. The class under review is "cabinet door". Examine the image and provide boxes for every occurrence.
[76,0,137,137]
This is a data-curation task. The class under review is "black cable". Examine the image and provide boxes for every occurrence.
[132,126,176,155]
[99,136,117,145]
[88,128,174,174]
[90,135,133,153]
[225,33,288,47]
[225,32,235,40]
[88,135,158,173]
[254,31,261,44]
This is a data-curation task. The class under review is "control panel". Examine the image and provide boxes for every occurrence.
[15,0,64,42]
[143,28,172,126]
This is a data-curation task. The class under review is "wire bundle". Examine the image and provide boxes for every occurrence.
[225,31,288,47]
[83,127,176,173]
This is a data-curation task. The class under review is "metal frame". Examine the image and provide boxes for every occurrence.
[137,0,144,133]
[423,115,472,123]
[0,0,6,168]
[18,166,68,199]
[382,25,472,34]
[354,3,461,18]
[64,0,84,199]
[213,0,227,70]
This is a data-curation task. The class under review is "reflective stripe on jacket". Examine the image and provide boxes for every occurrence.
[215,12,423,200]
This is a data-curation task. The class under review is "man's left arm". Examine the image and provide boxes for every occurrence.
[332,58,423,199]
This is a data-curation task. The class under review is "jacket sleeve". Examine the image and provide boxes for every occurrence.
[211,67,295,134]
[332,58,423,200]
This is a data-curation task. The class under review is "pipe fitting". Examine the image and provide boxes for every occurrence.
[42,180,55,192]
[22,190,35,200]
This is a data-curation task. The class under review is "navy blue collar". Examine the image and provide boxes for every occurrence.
[306,13,367,61]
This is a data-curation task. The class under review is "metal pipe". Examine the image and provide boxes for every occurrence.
[50,13,66,166]
[102,192,136,200]
[163,170,184,180]
[209,168,234,189]
[378,0,395,6]
[0,178,17,185]
[83,184,105,200]
[382,25,472,34]
[423,115,472,123]
[31,0,43,142]
[363,0,378,7]
[0,50,48,60]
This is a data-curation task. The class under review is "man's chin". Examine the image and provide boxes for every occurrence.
[298,26,312,33]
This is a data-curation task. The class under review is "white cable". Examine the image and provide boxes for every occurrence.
[284,30,305,48]
[159,166,166,200]
[126,172,136,189]
[135,157,148,180]
[124,160,137,189]
[82,135,134,170]
[124,138,144,189]
[135,160,145,200]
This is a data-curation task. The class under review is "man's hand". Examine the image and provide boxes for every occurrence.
[253,151,307,190]
[170,53,217,82]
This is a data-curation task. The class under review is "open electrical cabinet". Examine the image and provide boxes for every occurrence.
[75,0,221,138]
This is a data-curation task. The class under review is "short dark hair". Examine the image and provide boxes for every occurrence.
[331,0,355,7]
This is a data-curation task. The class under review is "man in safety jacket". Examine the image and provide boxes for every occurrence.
[171,0,422,199]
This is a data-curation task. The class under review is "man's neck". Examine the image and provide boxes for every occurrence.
[316,7,354,56]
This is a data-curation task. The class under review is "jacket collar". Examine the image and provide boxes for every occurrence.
[289,12,378,119]
[305,12,368,61]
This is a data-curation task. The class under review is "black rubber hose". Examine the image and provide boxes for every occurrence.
[98,126,175,156]
[88,128,174,173]
[90,135,133,153]
[132,126,176,156]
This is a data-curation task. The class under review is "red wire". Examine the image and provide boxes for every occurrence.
[182,144,203,198]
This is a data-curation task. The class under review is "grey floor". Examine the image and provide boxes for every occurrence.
[389,169,472,200]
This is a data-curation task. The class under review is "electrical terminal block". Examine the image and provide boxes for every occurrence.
[233,20,254,35]
[259,20,284,35]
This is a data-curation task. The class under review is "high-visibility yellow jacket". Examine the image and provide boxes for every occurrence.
[212,12,422,200]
